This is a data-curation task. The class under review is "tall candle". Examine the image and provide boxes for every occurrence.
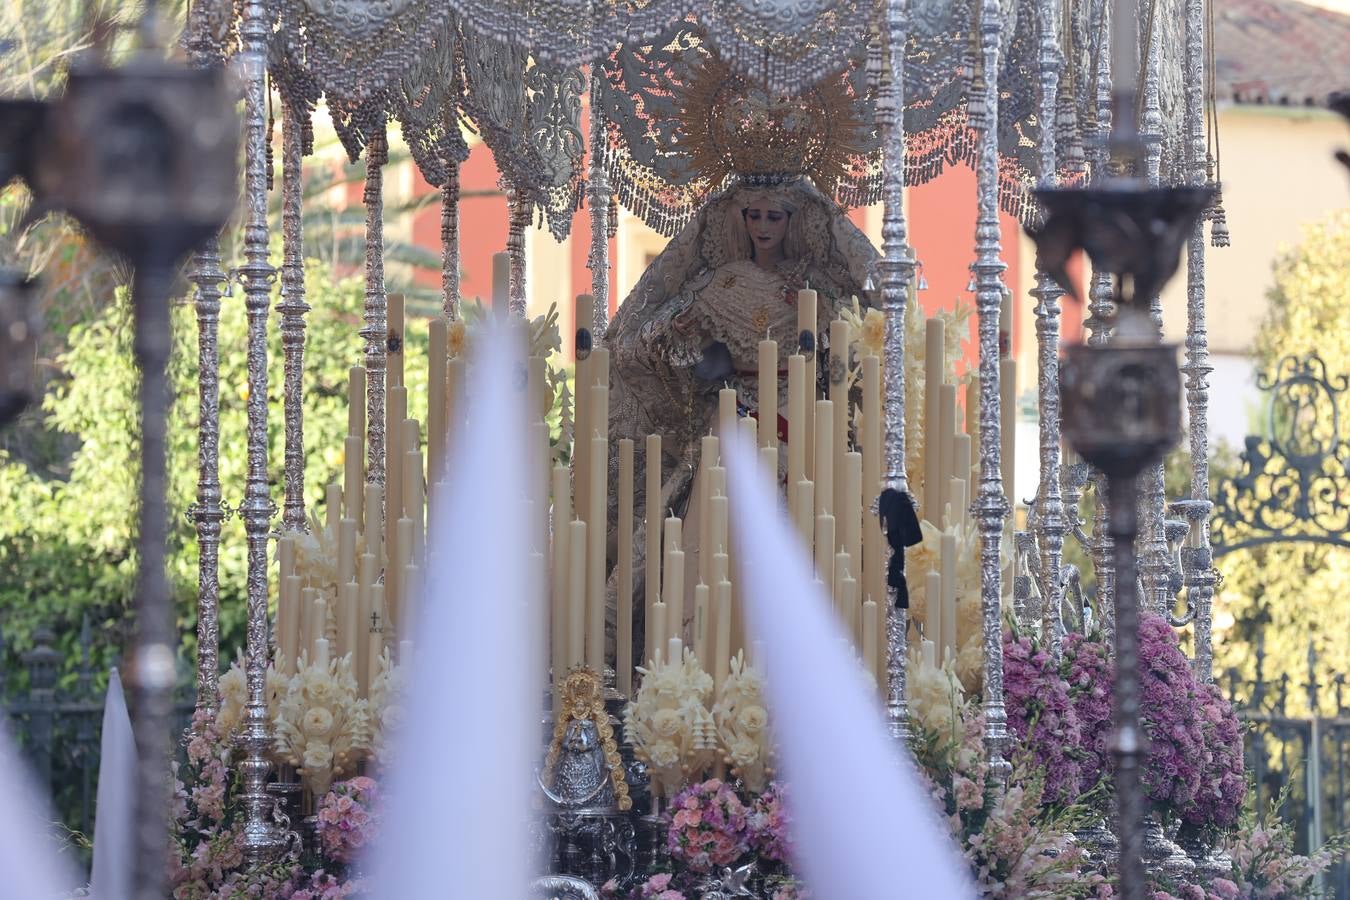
[573,296,594,530]
[428,318,448,488]
[314,637,330,671]
[708,492,729,571]
[387,293,405,387]
[940,533,958,662]
[829,319,850,516]
[447,357,465,437]
[798,288,817,478]
[926,570,943,653]
[386,385,407,527]
[787,354,805,514]
[843,452,863,592]
[954,433,973,495]
[338,518,357,587]
[815,513,835,593]
[794,480,814,549]
[492,252,510,313]
[357,552,377,689]
[949,477,967,532]
[938,383,957,515]
[587,432,607,673]
[664,533,685,643]
[693,582,710,666]
[833,548,851,628]
[650,601,668,665]
[550,464,571,701]
[923,317,944,516]
[1001,356,1017,529]
[739,415,757,462]
[363,482,383,563]
[347,365,366,439]
[698,435,718,585]
[922,638,936,671]
[862,355,882,609]
[644,435,662,659]
[965,376,979,443]
[617,439,635,697]
[310,592,329,661]
[862,598,879,690]
[278,535,296,585]
[568,519,587,670]
[339,581,359,661]
[404,446,424,557]
[840,565,858,648]
[366,584,386,698]
[718,388,737,441]
[814,400,834,515]
[393,517,413,636]
[343,435,363,524]
[758,337,778,448]
[279,573,301,675]
[713,579,732,693]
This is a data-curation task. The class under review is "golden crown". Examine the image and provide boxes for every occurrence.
[674,56,874,193]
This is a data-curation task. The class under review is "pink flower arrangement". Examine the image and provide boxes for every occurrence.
[1182,682,1246,829]
[1003,630,1084,802]
[315,776,381,864]
[665,778,751,873]
[748,782,793,864]
[1137,614,1207,813]
[601,872,687,900]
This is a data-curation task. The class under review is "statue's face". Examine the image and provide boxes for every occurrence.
[744,201,789,257]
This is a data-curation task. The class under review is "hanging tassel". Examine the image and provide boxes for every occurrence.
[877,488,922,608]
[1209,181,1230,248]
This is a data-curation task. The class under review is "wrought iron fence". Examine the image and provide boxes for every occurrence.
[0,617,195,866]
[1225,635,1350,898]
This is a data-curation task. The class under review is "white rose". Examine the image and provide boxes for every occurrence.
[302,743,333,772]
[738,705,768,733]
[302,706,334,736]
[652,708,682,738]
[649,741,680,768]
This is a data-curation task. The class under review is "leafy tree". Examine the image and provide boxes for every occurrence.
[1211,210,1350,717]
[0,257,430,696]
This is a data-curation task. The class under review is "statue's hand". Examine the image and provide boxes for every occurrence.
[693,341,733,383]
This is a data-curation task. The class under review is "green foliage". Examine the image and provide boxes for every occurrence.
[0,258,429,694]
[1212,210,1350,717]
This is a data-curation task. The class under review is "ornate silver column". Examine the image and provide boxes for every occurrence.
[973,0,1011,783]
[1137,13,1173,618]
[361,128,388,499]
[237,0,284,864]
[507,183,529,317]
[879,0,916,741]
[279,99,310,531]
[184,0,226,711]
[587,76,611,338]
[443,161,461,321]
[1086,0,1116,635]
[1180,0,1215,680]
[1031,0,1067,658]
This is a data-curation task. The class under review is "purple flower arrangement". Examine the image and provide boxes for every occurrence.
[1063,629,1114,797]
[1137,614,1207,812]
[748,782,793,864]
[315,776,381,864]
[1184,681,1246,829]
[1002,630,1084,802]
[665,778,751,873]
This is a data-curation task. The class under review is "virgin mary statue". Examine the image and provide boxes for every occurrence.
[606,176,880,654]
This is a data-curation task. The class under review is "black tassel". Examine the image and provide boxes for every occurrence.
[877,488,922,608]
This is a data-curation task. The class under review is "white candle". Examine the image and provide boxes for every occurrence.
[568,519,587,670]
[862,355,883,611]
[587,430,607,674]
[713,579,732,692]
[833,549,852,633]
[814,400,834,515]
[758,337,778,448]
[922,638,936,670]
[940,533,958,662]
[938,383,957,520]
[667,636,683,669]
[343,435,364,525]
[862,599,879,690]
[926,570,943,653]
[347,365,366,440]
[1001,356,1017,533]
[339,580,359,663]
[787,354,805,517]
[966,376,979,441]
[841,567,858,649]
[617,439,635,698]
[794,480,814,549]
[387,292,405,387]
[363,482,383,562]
[923,317,943,516]
[798,288,817,479]
[428,317,448,488]
[843,452,862,592]
[718,388,737,441]
[664,539,685,644]
[310,592,329,660]
[829,319,850,516]
[645,435,662,651]
[314,637,330,671]
[954,433,973,495]
[693,581,710,666]
[551,464,571,692]
[338,518,357,588]
[698,435,718,586]
[815,513,835,593]
[949,477,967,532]
[650,601,668,665]
[492,253,510,314]
[365,584,386,698]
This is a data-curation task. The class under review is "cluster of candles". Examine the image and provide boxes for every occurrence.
[267,251,1017,709]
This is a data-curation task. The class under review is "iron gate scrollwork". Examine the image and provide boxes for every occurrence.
[1211,353,1350,558]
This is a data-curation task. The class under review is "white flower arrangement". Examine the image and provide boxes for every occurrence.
[215,654,287,743]
[623,648,719,797]
[907,644,968,750]
[366,646,404,764]
[286,508,340,597]
[711,652,772,793]
[273,652,369,797]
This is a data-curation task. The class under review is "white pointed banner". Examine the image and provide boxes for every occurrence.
[366,320,544,896]
[91,667,135,900]
[0,721,78,896]
[724,434,975,899]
